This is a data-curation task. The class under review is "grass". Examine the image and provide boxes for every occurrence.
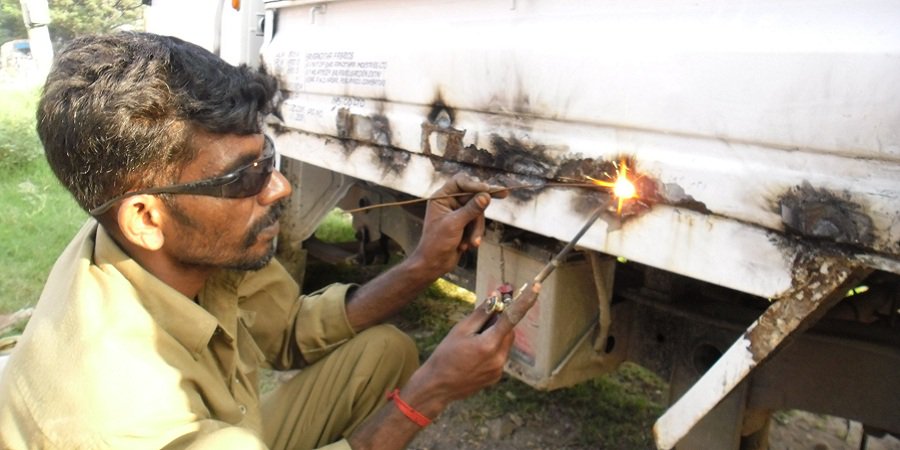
[314,209,357,243]
[0,84,87,316]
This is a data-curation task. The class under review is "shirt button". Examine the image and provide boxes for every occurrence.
[239,405,247,415]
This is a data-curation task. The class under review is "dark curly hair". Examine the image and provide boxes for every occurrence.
[37,32,278,213]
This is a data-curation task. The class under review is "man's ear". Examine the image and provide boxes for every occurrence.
[116,195,166,251]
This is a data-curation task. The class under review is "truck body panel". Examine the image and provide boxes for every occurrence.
[261,0,900,300]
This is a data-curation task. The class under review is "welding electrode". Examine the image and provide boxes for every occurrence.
[481,206,605,330]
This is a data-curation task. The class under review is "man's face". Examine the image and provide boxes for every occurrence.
[161,132,292,271]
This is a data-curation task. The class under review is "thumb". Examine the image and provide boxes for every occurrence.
[450,192,490,224]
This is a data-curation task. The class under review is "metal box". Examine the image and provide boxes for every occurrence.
[475,232,625,390]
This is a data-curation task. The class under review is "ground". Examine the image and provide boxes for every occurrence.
[300,256,900,450]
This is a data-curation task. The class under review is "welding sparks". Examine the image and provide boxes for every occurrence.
[587,159,638,214]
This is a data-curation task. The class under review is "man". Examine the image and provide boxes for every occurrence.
[0,32,538,449]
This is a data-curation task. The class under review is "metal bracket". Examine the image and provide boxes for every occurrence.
[653,252,871,449]
[310,4,326,24]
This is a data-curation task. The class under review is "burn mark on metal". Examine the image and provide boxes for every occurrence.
[376,146,410,175]
[337,100,680,219]
[488,136,557,178]
[334,107,410,174]
[744,250,868,363]
[779,182,874,247]
[336,107,394,153]
[657,183,712,215]
[486,173,546,202]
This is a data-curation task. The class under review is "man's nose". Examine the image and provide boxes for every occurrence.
[258,169,292,205]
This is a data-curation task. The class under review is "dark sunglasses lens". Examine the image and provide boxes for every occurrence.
[221,156,275,198]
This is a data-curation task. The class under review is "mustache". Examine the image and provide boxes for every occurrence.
[245,201,286,246]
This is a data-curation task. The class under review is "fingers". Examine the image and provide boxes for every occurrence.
[439,192,491,251]
[458,199,487,251]
[484,282,542,338]
[433,173,509,200]
[454,296,496,335]
[465,212,486,249]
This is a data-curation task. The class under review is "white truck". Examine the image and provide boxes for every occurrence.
[145,1,900,448]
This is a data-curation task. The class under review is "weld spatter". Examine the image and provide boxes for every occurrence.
[779,182,874,247]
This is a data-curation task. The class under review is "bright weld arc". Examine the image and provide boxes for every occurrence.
[587,159,638,214]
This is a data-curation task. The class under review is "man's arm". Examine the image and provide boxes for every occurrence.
[346,283,541,450]
[344,174,506,331]
[336,173,544,449]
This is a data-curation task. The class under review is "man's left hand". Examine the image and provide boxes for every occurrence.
[409,174,508,278]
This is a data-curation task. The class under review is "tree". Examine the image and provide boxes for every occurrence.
[0,0,143,46]
[46,0,143,44]
[0,0,26,44]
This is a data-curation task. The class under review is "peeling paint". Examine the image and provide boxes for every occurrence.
[336,105,720,224]
[746,251,865,363]
[779,182,874,247]
[335,107,394,153]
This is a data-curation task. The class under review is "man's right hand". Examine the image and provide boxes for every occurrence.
[399,282,543,417]
[347,280,541,450]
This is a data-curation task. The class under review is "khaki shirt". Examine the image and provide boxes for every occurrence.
[0,220,356,450]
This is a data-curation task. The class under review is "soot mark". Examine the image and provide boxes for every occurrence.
[376,147,410,175]
[335,108,394,155]
[485,173,546,202]
[779,182,874,247]
[488,136,557,178]
[657,183,711,214]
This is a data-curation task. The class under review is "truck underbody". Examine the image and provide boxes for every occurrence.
[146,0,900,447]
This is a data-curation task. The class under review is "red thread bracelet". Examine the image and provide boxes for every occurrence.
[386,389,432,427]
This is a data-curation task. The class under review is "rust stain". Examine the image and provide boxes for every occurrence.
[331,102,719,221]
[745,251,868,363]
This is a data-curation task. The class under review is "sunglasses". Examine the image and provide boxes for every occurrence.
[89,135,277,216]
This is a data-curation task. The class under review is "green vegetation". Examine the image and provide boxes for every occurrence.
[0,84,86,314]
[0,0,143,44]
[314,209,357,243]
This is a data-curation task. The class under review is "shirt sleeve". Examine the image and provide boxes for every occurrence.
[236,260,358,369]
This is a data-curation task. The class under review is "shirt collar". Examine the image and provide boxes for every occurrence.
[93,224,219,357]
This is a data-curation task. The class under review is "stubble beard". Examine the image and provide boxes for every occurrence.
[169,200,286,272]
[229,202,285,271]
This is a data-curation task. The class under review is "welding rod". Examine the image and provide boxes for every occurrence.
[496,206,606,324]
[532,206,605,284]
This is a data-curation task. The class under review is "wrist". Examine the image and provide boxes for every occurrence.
[387,389,432,427]
[398,367,451,420]
[400,250,443,284]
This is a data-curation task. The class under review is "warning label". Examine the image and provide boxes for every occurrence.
[303,51,387,87]
[271,50,389,91]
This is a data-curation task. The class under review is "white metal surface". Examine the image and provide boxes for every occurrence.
[261,0,900,299]
[145,0,265,68]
